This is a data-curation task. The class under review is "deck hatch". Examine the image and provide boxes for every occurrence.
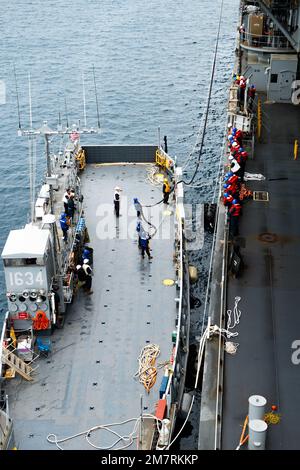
[253,191,269,202]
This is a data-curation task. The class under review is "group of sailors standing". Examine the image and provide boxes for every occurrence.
[223,125,249,237]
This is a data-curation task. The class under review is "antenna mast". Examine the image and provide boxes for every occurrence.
[13,64,22,130]
[64,95,69,128]
[92,64,101,129]
[82,71,87,128]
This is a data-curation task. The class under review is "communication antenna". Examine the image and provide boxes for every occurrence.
[58,110,62,131]
[92,64,101,129]
[82,71,87,128]
[64,94,69,128]
[27,72,36,221]
[28,72,33,129]
[13,64,22,130]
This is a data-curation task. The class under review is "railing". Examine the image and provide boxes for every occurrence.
[240,31,293,50]
[63,271,74,303]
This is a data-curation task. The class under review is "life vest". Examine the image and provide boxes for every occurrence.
[223,194,233,205]
[228,175,239,185]
[163,182,171,193]
[230,204,242,217]
[32,311,49,330]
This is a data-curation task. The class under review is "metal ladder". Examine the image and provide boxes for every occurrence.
[1,346,38,381]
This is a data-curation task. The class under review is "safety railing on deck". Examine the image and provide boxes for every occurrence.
[240,31,292,50]
[163,171,188,434]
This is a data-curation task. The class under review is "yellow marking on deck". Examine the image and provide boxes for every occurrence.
[163,279,175,286]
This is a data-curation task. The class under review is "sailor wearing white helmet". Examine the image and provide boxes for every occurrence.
[113,186,122,217]
[82,259,93,295]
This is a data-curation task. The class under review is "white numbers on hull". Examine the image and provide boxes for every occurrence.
[8,271,44,288]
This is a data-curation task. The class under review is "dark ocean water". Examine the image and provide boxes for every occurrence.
[0,0,239,448]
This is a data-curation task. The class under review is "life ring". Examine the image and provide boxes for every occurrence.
[32,310,49,330]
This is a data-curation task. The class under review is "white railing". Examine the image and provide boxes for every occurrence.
[240,31,292,50]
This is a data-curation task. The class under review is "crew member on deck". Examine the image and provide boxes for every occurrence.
[163,178,171,204]
[60,212,70,242]
[229,199,242,237]
[82,259,93,294]
[114,186,122,217]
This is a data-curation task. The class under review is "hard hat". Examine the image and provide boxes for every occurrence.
[224,192,228,197]
[238,147,244,152]
[223,184,229,189]
[83,259,89,264]
[232,127,237,133]
[232,199,238,204]
[76,265,81,270]
[228,155,234,161]
[115,186,121,191]
[251,84,255,89]
[133,197,139,203]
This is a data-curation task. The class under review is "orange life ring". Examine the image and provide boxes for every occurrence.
[32,310,49,330]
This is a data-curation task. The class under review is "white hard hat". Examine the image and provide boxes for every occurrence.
[83,259,89,264]
[228,155,234,161]
[76,265,81,270]
[115,186,121,191]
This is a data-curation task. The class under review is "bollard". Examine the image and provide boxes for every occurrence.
[248,419,268,450]
[248,395,267,421]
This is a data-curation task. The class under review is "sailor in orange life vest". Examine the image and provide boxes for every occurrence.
[163,178,171,204]
[229,199,242,237]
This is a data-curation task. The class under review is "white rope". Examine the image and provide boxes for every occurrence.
[244,172,265,181]
[227,296,241,333]
[47,414,163,451]
[225,341,239,355]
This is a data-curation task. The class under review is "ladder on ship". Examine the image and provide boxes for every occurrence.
[1,345,39,381]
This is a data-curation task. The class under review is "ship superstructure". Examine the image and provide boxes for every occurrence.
[199,0,300,451]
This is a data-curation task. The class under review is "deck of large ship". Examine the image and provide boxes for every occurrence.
[5,163,178,450]
[221,100,300,449]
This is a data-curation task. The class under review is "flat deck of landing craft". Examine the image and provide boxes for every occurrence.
[221,101,300,450]
[6,163,177,450]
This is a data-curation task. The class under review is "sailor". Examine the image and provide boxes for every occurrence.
[136,215,147,249]
[82,245,93,264]
[163,178,171,204]
[239,23,246,41]
[62,188,70,214]
[229,199,242,237]
[133,197,143,216]
[113,186,122,217]
[67,192,76,220]
[235,129,243,146]
[248,85,256,112]
[82,259,93,294]
[140,232,153,260]
[228,173,240,186]
[223,192,234,206]
[238,77,247,107]
[76,264,87,289]
[59,212,70,242]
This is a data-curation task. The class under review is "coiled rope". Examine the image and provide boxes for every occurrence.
[134,344,160,394]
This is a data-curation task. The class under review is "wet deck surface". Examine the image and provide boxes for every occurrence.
[6,163,177,450]
[222,102,300,450]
